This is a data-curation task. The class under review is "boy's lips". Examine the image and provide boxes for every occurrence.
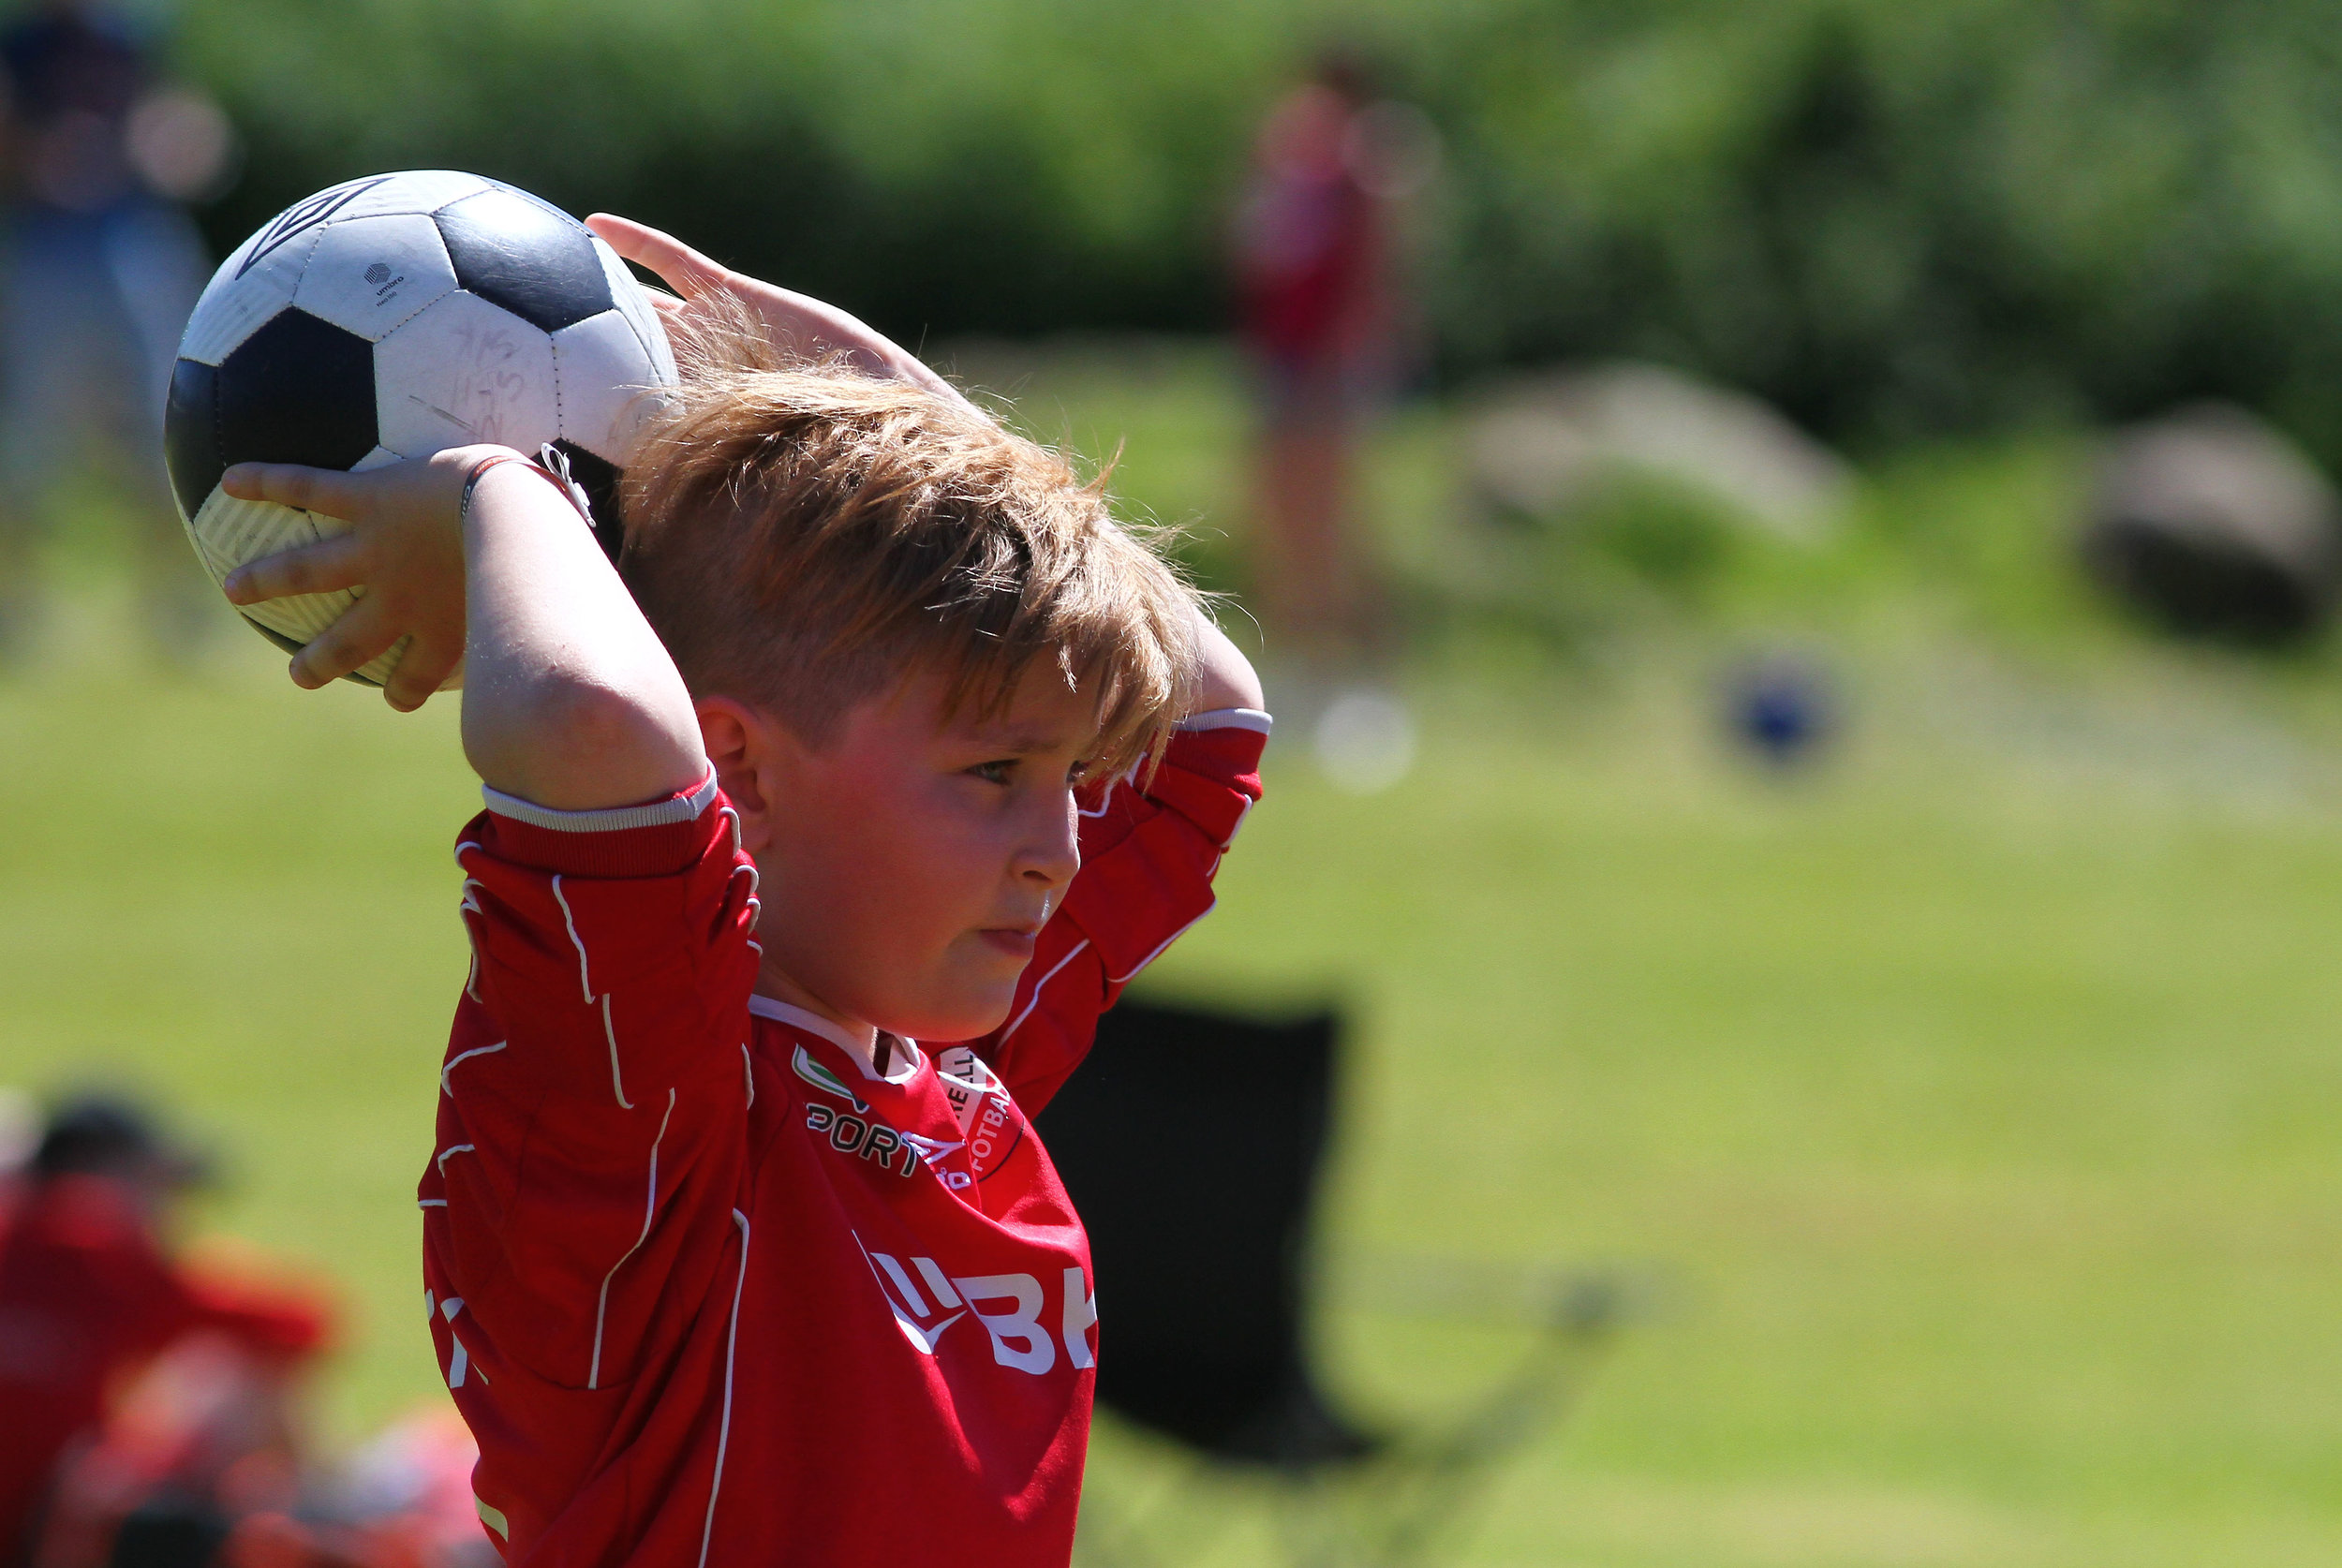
[977,926,1040,959]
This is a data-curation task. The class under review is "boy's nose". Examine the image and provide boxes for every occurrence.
[1017,793,1081,890]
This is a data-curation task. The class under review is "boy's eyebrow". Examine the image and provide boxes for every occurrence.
[952,717,1097,755]
[966,728,1074,754]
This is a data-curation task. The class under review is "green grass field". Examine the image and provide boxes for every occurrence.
[8,348,2342,1565]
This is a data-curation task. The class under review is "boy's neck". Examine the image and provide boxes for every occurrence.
[754,954,882,1066]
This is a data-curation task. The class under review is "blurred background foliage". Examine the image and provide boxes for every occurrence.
[176,0,2342,465]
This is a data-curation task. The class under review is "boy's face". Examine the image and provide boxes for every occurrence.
[716,663,1095,1044]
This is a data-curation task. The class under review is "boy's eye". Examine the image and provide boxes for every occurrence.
[969,759,1015,785]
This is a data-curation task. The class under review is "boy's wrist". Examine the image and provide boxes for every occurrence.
[459,448,531,503]
[436,442,526,475]
[450,446,559,540]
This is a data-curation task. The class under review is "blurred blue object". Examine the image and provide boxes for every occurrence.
[1727,654,1834,765]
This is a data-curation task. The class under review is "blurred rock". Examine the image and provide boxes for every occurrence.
[1464,362,1851,543]
[2083,404,2341,645]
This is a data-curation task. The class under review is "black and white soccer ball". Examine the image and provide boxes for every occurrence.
[164,170,676,686]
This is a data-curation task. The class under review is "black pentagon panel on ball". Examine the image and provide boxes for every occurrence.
[551,440,626,565]
[215,308,378,473]
[163,358,223,522]
[435,189,612,333]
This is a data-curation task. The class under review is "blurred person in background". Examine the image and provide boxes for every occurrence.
[0,0,232,667]
[0,1094,331,1568]
[1233,48,1435,768]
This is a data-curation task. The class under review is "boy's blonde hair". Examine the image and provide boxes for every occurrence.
[618,316,1200,777]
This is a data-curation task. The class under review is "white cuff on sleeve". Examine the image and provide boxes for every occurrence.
[1176,707,1273,735]
[482,770,720,833]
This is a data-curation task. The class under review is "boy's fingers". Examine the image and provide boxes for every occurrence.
[585,213,730,301]
[223,531,367,605]
[381,632,459,713]
[288,594,398,689]
[221,461,365,521]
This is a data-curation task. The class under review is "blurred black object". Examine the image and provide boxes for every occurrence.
[108,1495,228,1568]
[33,1092,211,1189]
[1727,653,1835,767]
[2083,405,2341,646]
[1042,998,1625,1568]
[1043,1003,1367,1465]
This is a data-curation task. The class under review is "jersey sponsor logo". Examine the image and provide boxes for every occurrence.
[806,1101,921,1177]
[854,1235,1097,1375]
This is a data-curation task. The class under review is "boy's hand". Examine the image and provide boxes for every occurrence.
[586,213,978,413]
[219,446,514,710]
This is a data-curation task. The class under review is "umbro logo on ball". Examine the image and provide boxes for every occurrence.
[234,174,393,278]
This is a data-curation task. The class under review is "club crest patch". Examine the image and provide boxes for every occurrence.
[792,1043,868,1113]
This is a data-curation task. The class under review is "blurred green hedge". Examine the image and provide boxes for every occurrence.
[173,0,2342,459]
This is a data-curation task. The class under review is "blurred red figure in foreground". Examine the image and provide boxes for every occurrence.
[0,1097,331,1568]
[1234,53,1429,674]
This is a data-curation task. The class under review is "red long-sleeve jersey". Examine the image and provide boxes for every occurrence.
[420,711,1268,1566]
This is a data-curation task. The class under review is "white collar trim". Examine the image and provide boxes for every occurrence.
[749,994,922,1082]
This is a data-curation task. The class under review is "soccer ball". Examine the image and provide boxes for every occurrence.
[163,170,677,686]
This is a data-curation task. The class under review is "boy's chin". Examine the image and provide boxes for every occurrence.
[879,981,1017,1046]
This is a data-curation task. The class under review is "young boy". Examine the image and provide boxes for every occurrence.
[216,216,1268,1565]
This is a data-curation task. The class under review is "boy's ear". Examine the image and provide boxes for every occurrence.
[695,697,776,850]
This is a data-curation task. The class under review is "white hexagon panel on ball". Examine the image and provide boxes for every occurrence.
[552,308,662,465]
[324,170,496,225]
[289,213,460,343]
[374,290,558,459]
[179,223,321,368]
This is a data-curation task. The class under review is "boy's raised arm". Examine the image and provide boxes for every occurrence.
[220,448,706,811]
[455,459,705,809]
[1188,613,1266,717]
